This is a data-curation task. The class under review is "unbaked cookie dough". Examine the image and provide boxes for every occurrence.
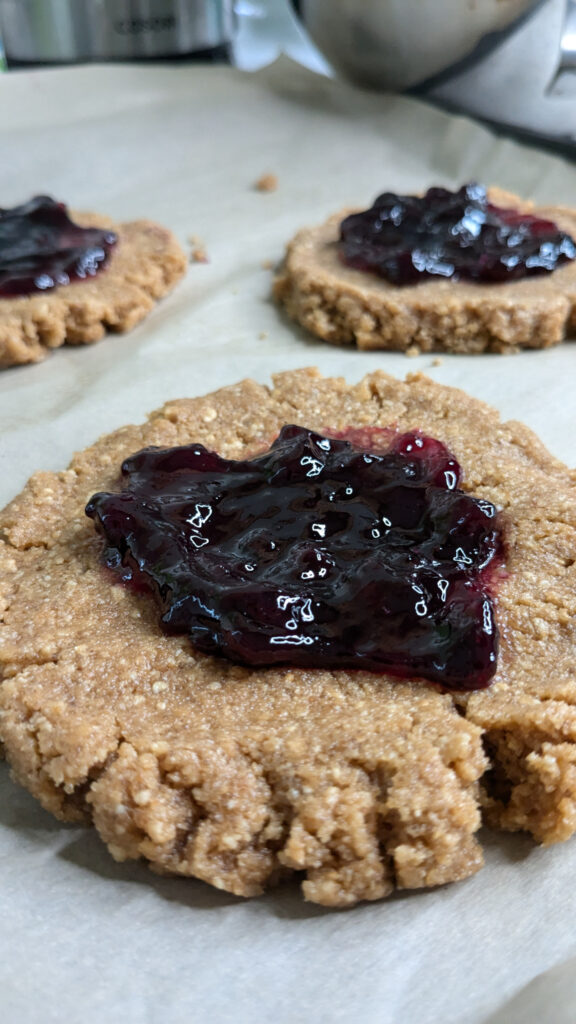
[1,368,575,907]
[0,210,187,368]
[274,189,576,354]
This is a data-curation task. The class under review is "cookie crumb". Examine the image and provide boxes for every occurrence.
[254,173,278,193]
[261,259,274,271]
[259,331,268,340]
[188,234,209,263]
[431,357,444,367]
[405,344,421,358]
[190,246,209,264]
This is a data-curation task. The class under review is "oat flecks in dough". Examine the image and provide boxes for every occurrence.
[0,213,187,368]
[1,368,576,907]
[274,189,576,353]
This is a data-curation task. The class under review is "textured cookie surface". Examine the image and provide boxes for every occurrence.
[0,212,187,368]
[1,368,575,907]
[274,189,576,353]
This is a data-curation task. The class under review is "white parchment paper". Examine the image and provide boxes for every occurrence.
[1,60,576,1024]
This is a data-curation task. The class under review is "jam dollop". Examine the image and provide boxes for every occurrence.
[339,183,576,285]
[86,426,503,692]
[0,196,117,297]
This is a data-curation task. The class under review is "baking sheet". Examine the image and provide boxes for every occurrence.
[1,59,576,1024]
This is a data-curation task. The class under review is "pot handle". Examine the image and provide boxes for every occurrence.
[549,0,576,91]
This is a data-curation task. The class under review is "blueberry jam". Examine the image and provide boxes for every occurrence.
[86,426,504,691]
[339,183,576,285]
[0,196,117,297]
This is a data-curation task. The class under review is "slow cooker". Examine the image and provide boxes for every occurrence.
[0,0,233,63]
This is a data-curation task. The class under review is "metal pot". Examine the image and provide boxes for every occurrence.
[291,0,576,145]
[291,0,544,91]
[0,0,233,64]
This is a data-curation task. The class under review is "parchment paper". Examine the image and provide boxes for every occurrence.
[1,60,576,1024]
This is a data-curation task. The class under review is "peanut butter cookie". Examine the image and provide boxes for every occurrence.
[0,198,186,368]
[274,188,576,353]
[1,369,575,906]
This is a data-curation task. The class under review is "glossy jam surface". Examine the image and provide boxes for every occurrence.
[339,183,576,285]
[86,425,504,691]
[0,196,117,297]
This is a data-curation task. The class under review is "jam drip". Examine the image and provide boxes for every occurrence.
[0,196,117,297]
[339,183,576,285]
[87,426,503,692]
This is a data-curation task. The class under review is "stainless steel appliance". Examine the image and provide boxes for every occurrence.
[292,0,576,146]
[0,0,233,64]
[292,0,542,91]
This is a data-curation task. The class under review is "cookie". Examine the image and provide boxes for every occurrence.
[274,188,576,353]
[1,368,575,907]
[0,210,187,368]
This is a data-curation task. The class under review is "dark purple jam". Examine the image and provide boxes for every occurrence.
[86,426,504,692]
[339,183,576,285]
[0,196,117,297]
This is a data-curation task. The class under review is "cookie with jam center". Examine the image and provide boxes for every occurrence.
[274,187,576,353]
[0,197,187,368]
[1,368,575,907]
